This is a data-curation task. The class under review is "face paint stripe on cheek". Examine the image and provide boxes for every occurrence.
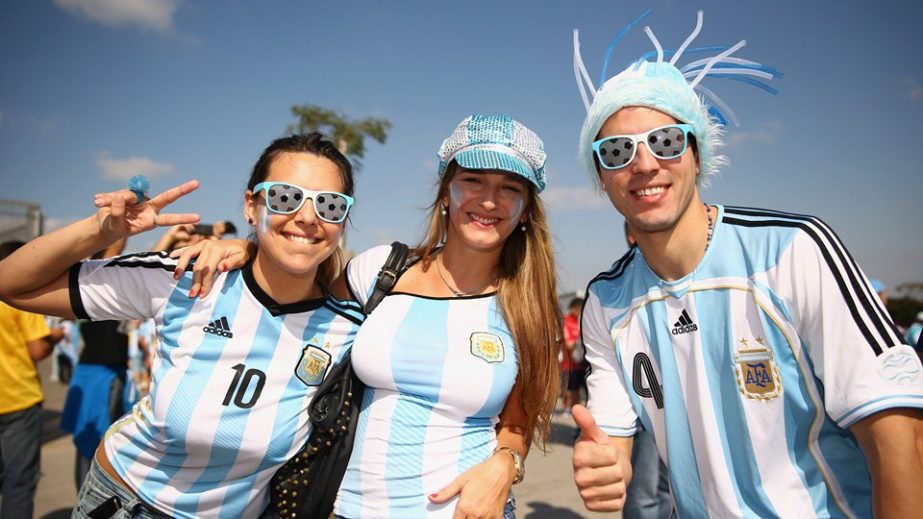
[258,205,271,236]
[512,195,525,221]
[448,183,463,218]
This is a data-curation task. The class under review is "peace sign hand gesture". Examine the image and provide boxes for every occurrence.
[92,180,201,239]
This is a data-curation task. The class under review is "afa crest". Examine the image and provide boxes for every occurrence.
[734,343,782,401]
[295,345,331,386]
[470,332,505,364]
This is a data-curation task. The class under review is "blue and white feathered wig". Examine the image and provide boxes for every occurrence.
[575,10,781,187]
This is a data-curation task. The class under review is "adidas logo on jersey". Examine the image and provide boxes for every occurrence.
[204,316,233,338]
[671,309,698,335]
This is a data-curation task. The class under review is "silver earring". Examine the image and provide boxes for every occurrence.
[520,224,527,232]
[441,207,447,216]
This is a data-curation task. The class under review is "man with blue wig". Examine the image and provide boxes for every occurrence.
[570,10,923,518]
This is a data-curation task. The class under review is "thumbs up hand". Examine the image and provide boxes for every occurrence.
[571,404,631,512]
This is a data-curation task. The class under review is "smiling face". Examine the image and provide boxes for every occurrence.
[596,106,701,239]
[244,151,346,283]
[442,167,530,254]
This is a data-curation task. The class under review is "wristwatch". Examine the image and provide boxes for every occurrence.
[494,447,524,484]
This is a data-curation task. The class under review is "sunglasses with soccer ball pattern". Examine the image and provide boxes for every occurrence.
[252,181,354,223]
[592,124,694,170]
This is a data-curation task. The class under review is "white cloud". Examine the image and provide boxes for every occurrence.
[726,120,783,147]
[0,111,61,135]
[541,185,607,211]
[96,150,175,180]
[54,0,180,34]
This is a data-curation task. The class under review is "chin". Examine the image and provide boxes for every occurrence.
[631,214,680,234]
[279,258,326,277]
[275,244,334,274]
[461,233,508,252]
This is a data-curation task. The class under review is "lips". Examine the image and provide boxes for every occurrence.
[282,232,321,245]
[468,212,500,227]
[630,184,669,201]
[634,186,666,196]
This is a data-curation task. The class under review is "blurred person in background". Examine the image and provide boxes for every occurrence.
[870,278,888,307]
[152,220,237,252]
[907,312,923,353]
[0,240,63,519]
[48,316,79,384]
[561,296,585,415]
[59,239,131,490]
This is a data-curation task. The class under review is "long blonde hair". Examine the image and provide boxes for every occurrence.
[414,163,561,450]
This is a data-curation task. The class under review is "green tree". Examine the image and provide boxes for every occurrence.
[888,282,923,327]
[287,104,391,169]
[894,282,923,302]
[887,297,923,328]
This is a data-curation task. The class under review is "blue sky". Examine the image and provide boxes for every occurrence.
[2,0,922,294]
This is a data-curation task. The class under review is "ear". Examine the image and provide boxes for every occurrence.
[244,190,257,225]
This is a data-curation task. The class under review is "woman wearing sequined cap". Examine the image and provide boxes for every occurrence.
[570,10,923,518]
[334,113,559,518]
[177,114,561,518]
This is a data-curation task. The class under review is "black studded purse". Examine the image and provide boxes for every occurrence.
[271,242,409,519]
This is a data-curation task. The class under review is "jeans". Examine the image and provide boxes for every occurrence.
[624,427,673,519]
[334,495,516,518]
[0,404,42,519]
[73,458,279,518]
[71,459,171,519]
[503,496,516,519]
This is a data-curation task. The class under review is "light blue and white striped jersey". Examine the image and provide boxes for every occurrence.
[334,245,518,519]
[70,252,363,519]
[583,205,923,519]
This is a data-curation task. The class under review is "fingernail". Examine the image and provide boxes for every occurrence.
[428,493,437,499]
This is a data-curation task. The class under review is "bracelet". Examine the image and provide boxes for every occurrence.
[493,446,524,485]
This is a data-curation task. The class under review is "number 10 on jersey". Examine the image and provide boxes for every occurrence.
[222,363,266,409]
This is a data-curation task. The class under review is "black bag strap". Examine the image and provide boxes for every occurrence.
[307,242,407,432]
[363,241,409,314]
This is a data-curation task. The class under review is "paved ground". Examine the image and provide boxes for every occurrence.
[33,357,619,518]
[514,414,620,519]
[34,357,76,519]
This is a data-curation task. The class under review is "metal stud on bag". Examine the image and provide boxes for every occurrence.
[272,396,357,515]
